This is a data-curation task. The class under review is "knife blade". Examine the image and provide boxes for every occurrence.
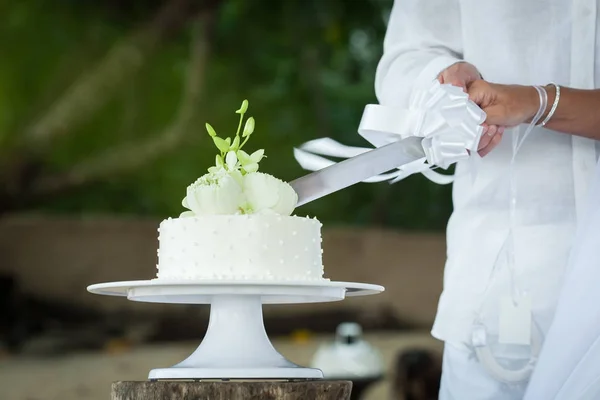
[291,136,426,207]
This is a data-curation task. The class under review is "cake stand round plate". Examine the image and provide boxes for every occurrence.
[87,279,383,304]
[87,280,384,380]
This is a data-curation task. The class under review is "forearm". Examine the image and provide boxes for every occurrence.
[541,86,600,140]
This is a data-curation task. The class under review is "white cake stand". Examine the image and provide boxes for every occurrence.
[87,279,384,380]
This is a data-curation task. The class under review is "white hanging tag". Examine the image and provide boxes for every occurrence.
[498,294,532,345]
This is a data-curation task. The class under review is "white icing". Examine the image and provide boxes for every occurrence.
[155,215,327,281]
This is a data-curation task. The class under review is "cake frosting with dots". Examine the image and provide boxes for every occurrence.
[153,100,328,282]
[156,215,325,281]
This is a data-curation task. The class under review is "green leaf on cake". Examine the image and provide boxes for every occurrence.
[231,136,240,151]
[236,149,252,165]
[236,99,249,114]
[242,117,255,137]
[215,154,224,167]
[250,149,264,163]
[225,137,231,146]
[205,123,217,137]
[213,137,230,153]
[242,162,259,173]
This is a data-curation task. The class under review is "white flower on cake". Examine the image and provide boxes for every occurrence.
[182,167,244,216]
[243,172,298,215]
[181,100,298,217]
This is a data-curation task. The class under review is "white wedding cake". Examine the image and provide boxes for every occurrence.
[155,100,327,282]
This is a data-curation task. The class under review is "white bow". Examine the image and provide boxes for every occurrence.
[294,81,486,185]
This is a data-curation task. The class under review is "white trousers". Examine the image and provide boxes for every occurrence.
[439,343,529,400]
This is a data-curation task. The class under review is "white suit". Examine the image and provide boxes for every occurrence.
[376,0,599,398]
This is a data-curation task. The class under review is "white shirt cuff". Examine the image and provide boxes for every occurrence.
[414,55,464,90]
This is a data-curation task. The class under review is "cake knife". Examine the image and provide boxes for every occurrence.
[290,136,426,207]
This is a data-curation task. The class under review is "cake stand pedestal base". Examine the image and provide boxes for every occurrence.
[149,295,322,380]
[111,381,353,400]
[88,279,384,380]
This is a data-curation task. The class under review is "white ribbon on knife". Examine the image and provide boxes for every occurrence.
[294,81,487,185]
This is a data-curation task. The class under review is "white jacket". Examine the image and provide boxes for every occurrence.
[376,0,599,346]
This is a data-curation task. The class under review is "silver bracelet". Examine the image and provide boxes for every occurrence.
[540,83,561,127]
[531,85,548,126]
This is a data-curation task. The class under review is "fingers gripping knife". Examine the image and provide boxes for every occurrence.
[290,83,488,206]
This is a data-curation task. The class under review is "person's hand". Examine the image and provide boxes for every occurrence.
[437,61,481,92]
[467,80,540,128]
[438,63,504,156]
[475,120,505,157]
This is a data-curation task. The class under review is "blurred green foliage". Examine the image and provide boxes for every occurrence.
[0,0,453,230]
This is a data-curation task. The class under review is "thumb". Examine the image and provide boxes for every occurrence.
[467,82,486,106]
[467,80,495,108]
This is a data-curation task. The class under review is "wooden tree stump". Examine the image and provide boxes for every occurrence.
[112,380,353,400]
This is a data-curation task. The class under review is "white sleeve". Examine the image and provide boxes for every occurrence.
[375,0,464,107]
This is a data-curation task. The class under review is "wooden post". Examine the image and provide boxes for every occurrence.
[112,380,352,400]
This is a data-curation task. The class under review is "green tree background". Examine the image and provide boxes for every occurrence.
[0,0,453,230]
